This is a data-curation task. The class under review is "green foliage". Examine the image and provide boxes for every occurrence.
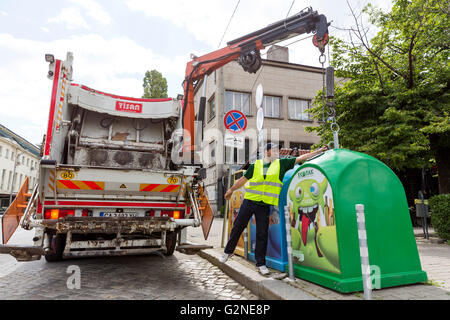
[429,194,450,241]
[307,0,449,174]
[142,69,168,98]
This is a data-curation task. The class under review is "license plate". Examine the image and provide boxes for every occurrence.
[100,212,139,217]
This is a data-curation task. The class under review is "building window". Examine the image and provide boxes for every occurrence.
[288,98,310,121]
[1,169,5,190]
[0,146,2,157]
[11,151,14,161]
[26,158,30,166]
[225,139,249,165]
[208,96,216,122]
[263,95,281,118]
[7,171,12,190]
[225,90,251,115]
[209,141,216,167]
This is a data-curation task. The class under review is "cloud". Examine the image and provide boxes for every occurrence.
[125,0,295,52]
[1,11,8,16]
[124,0,393,67]
[47,7,90,30]
[40,26,50,33]
[69,0,112,25]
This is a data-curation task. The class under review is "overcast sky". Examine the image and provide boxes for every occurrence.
[0,0,393,145]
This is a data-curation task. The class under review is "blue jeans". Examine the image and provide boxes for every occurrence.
[224,199,270,267]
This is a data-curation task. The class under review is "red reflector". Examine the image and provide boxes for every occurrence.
[60,209,75,218]
[161,210,184,219]
[44,210,51,219]
[44,209,75,219]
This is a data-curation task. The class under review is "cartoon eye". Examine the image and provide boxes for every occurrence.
[295,186,302,198]
[310,183,319,196]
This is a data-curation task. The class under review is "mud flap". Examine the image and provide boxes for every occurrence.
[0,244,45,261]
[197,185,214,240]
[1,177,30,244]
[176,244,213,255]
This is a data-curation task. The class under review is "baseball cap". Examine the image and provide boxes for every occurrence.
[265,142,279,151]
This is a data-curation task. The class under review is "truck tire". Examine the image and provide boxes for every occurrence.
[164,231,177,256]
[44,234,66,262]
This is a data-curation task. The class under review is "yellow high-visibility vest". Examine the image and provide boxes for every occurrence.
[244,159,282,206]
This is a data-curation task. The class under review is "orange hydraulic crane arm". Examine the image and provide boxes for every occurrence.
[181,7,329,163]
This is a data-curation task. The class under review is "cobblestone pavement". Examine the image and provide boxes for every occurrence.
[191,218,450,300]
[0,224,257,300]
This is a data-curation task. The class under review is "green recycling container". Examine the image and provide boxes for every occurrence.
[279,149,427,293]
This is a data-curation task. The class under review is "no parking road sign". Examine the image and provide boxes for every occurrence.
[224,110,247,134]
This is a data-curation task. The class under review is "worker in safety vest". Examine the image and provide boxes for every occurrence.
[221,142,328,275]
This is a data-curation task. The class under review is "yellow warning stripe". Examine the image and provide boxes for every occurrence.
[57,180,105,190]
[139,184,180,193]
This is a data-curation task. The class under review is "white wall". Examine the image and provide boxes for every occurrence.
[0,137,39,197]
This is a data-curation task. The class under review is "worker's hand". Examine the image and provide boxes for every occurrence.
[225,189,233,200]
[318,146,328,153]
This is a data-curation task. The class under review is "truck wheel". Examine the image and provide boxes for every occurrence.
[164,231,177,256]
[44,234,66,262]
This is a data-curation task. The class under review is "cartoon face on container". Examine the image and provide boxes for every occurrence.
[287,167,340,274]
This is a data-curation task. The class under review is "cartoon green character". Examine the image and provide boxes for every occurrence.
[289,177,340,273]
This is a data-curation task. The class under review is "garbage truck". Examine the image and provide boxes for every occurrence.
[0,51,215,261]
[0,7,329,262]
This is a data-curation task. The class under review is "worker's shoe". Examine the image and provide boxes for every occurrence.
[220,253,233,263]
[258,265,270,275]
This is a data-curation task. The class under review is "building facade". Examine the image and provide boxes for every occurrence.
[194,46,328,214]
[0,124,40,212]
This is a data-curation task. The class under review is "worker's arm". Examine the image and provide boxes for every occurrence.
[225,176,249,200]
[295,146,328,165]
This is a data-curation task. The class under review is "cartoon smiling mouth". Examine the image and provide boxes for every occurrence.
[298,204,323,257]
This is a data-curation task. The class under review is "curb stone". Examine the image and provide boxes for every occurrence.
[197,248,317,300]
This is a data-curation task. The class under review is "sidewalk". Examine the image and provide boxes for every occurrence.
[186,217,450,300]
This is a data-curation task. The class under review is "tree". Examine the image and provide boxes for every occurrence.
[142,69,168,98]
[307,0,449,193]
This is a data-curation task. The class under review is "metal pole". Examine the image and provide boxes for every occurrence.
[418,190,428,239]
[221,172,231,248]
[356,204,372,300]
[420,169,429,239]
[284,205,295,280]
[243,227,248,259]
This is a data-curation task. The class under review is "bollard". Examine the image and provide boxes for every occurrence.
[356,204,372,300]
[284,205,295,280]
